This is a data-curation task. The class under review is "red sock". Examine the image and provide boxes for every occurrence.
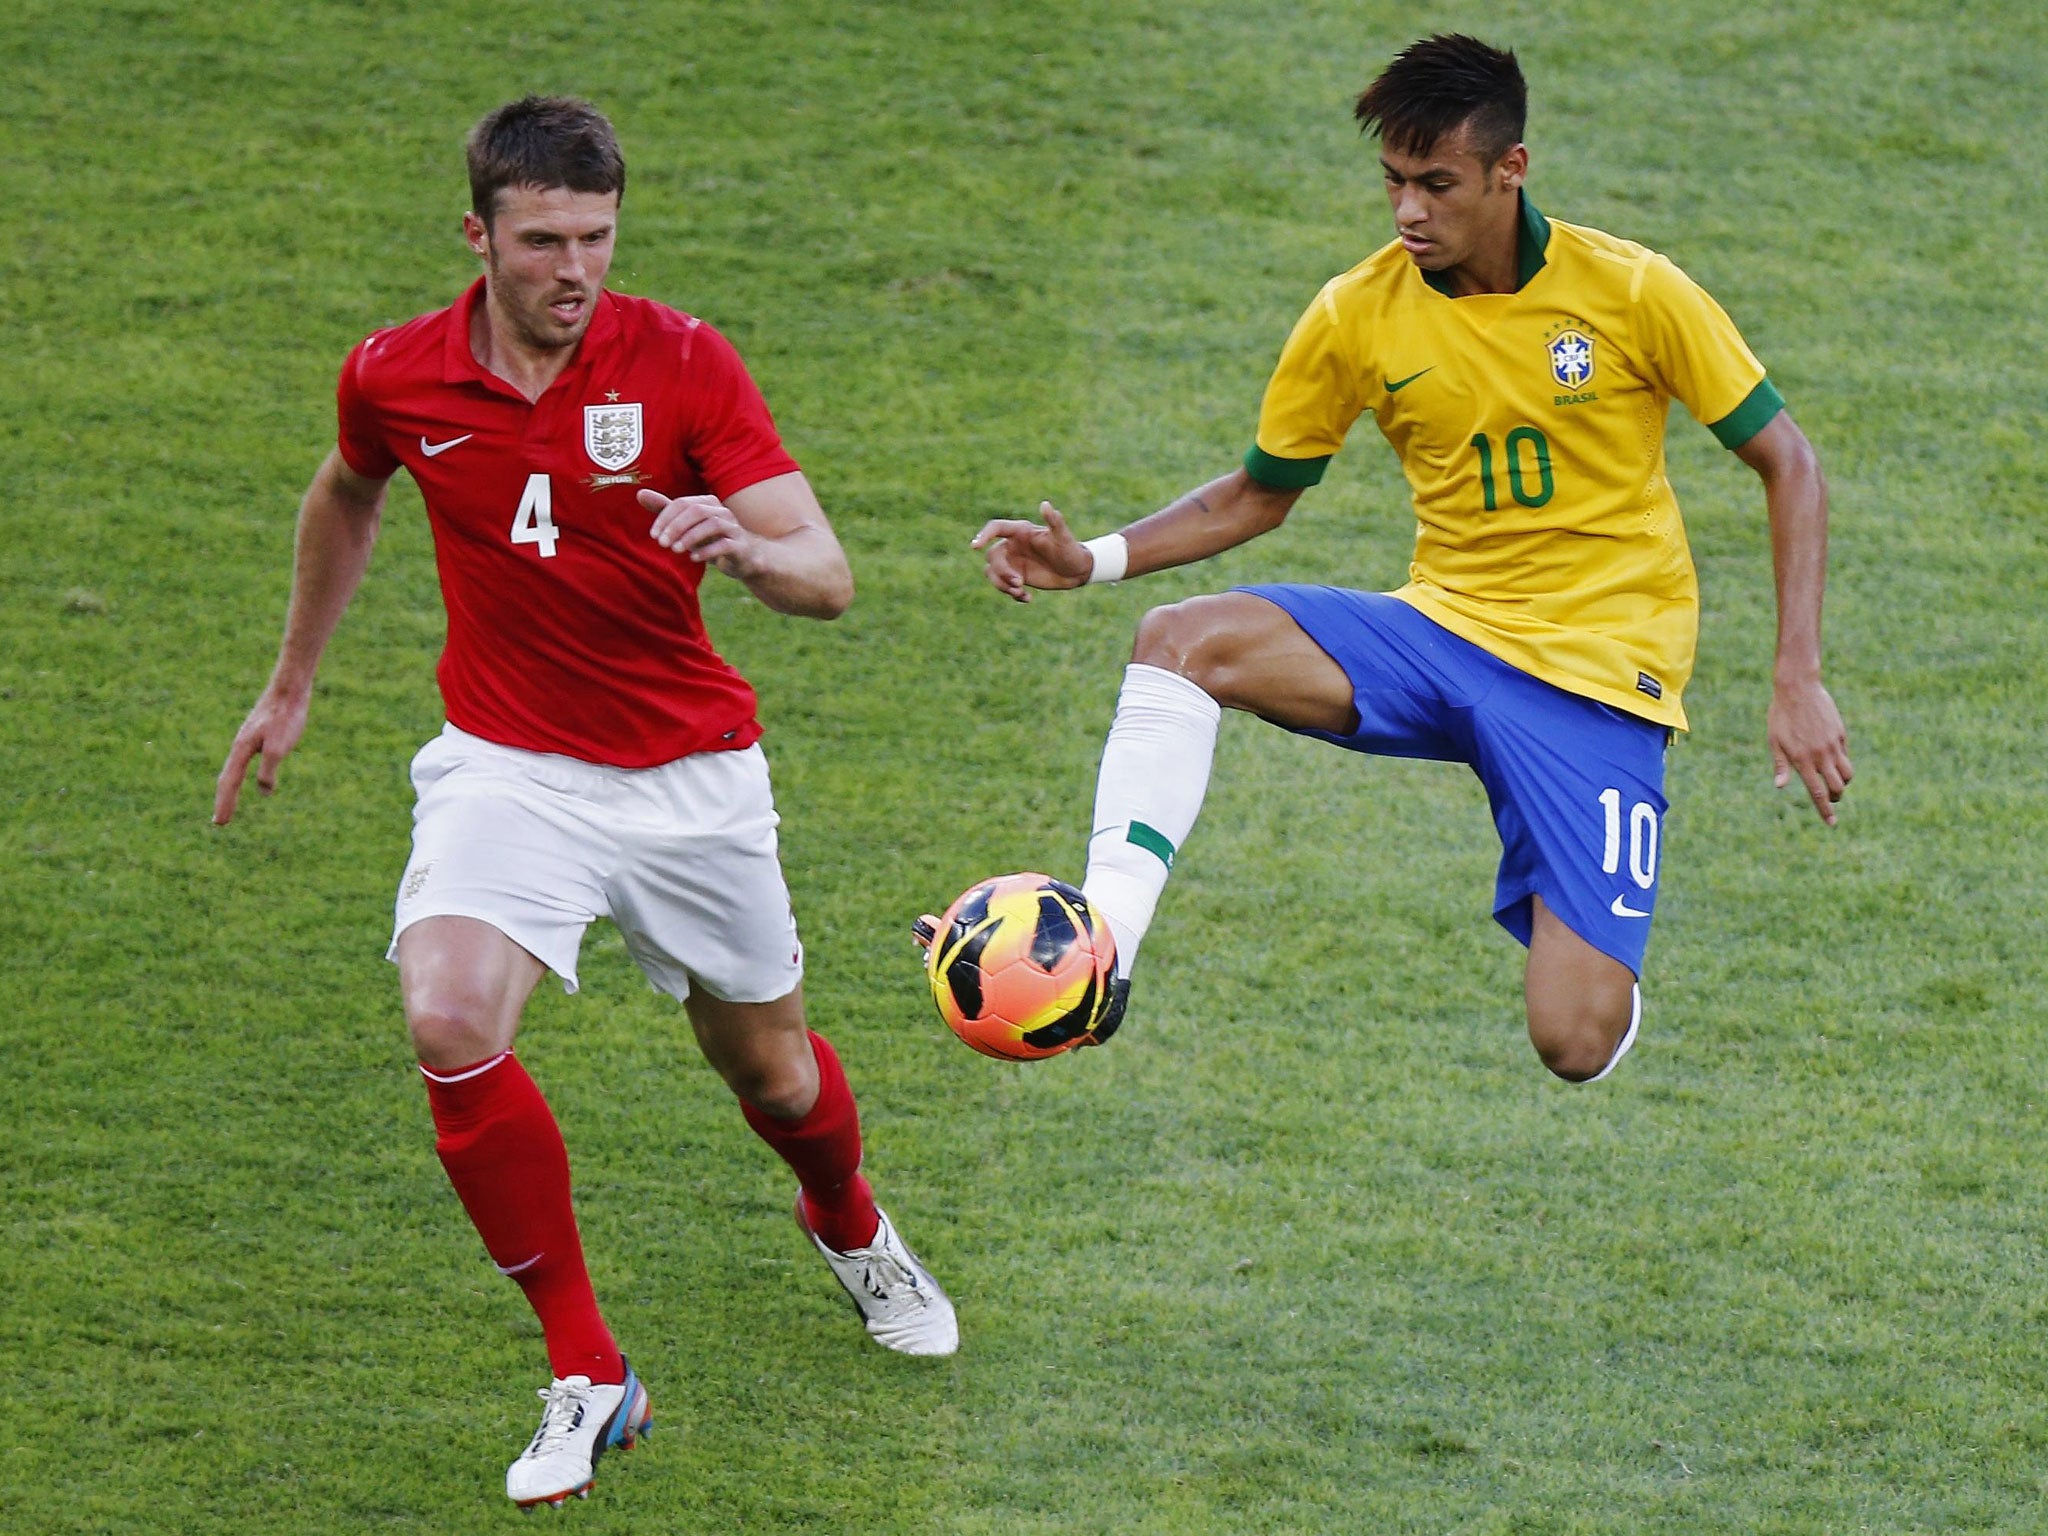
[742,1031,880,1252]
[421,1052,623,1385]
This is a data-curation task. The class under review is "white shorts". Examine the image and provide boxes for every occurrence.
[388,725,803,1003]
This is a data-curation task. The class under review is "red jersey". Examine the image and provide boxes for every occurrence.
[335,279,800,768]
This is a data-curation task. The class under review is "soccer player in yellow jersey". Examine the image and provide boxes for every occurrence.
[970,34,1851,1081]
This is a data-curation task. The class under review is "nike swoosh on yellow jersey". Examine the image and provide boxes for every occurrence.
[1384,368,1434,393]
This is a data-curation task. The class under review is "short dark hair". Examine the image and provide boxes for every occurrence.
[466,96,626,228]
[1354,34,1526,164]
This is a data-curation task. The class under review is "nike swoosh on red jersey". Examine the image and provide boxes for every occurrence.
[420,433,473,457]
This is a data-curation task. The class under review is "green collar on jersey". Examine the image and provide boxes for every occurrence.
[1421,192,1551,298]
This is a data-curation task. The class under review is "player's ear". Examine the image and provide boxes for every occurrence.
[462,209,489,258]
[1497,143,1528,193]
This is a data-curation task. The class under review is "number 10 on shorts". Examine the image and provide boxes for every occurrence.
[1599,787,1658,888]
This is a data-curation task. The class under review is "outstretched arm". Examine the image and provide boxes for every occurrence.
[1734,411,1852,825]
[973,468,1304,601]
[214,449,390,824]
[641,471,852,620]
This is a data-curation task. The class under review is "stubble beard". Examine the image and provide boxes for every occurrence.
[487,255,595,355]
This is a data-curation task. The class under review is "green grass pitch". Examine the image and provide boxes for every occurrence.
[5,1,2047,1530]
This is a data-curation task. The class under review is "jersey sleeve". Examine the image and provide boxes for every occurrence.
[334,336,401,480]
[1245,284,1366,489]
[1633,254,1782,449]
[677,323,802,499]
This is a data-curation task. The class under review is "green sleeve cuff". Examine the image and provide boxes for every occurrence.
[1709,378,1785,449]
[1243,445,1331,488]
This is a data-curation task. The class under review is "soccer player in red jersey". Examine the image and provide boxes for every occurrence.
[213,97,956,1509]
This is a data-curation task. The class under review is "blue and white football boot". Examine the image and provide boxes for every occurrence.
[505,1360,652,1510]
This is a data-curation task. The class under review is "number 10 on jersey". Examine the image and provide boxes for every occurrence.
[1469,427,1554,511]
[513,473,560,558]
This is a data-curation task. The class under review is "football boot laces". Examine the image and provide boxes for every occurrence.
[524,1377,593,1460]
[854,1240,925,1306]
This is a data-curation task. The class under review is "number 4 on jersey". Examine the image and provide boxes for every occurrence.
[512,473,560,558]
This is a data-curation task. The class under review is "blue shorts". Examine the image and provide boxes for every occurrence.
[1240,586,1670,976]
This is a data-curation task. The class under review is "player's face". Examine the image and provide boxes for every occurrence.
[465,185,619,352]
[1379,128,1526,273]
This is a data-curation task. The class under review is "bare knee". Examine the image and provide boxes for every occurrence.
[396,917,537,1071]
[408,1005,509,1072]
[692,1011,819,1120]
[1130,597,1247,703]
[717,1049,818,1120]
[1523,901,1638,1082]
[1527,993,1634,1083]
[687,990,819,1120]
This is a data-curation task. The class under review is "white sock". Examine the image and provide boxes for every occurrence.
[1587,984,1642,1083]
[1081,664,1222,977]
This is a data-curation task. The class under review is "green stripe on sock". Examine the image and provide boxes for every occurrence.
[1126,821,1176,870]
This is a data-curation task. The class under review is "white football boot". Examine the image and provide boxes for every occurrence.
[505,1360,652,1509]
[798,1200,959,1357]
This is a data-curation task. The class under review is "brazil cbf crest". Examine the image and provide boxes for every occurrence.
[584,402,643,471]
[1547,328,1595,390]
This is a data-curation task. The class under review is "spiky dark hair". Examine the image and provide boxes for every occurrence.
[1354,34,1526,163]
[466,96,626,228]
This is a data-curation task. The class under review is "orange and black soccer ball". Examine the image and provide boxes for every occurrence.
[917,874,1120,1060]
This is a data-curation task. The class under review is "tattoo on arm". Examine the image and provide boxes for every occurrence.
[1184,492,1215,516]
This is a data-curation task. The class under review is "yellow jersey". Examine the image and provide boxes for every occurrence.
[1247,196,1782,730]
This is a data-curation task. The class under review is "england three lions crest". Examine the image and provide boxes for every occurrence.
[1547,329,1595,390]
[584,402,643,471]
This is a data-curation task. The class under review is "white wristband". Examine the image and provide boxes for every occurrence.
[1081,533,1129,585]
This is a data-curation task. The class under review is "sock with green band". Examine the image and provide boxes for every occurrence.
[1081,663,1221,976]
